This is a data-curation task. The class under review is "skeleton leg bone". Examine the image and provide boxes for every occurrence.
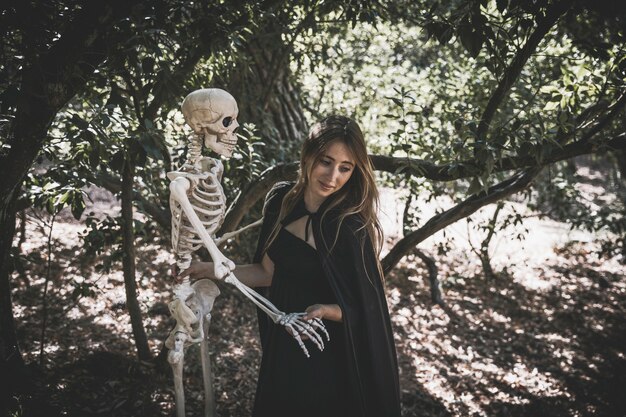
[168,332,188,417]
[201,313,216,417]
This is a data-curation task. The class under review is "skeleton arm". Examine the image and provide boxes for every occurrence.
[170,177,329,357]
[170,176,235,279]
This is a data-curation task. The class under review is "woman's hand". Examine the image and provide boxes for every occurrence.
[303,304,327,320]
[176,261,216,282]
[304,303,342,322]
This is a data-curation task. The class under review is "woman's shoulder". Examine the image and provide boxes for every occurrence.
[262,181,294,215]
[341,212,367,233]
[325,212,368,245]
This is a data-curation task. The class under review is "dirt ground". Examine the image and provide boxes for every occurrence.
[8,192,626,417]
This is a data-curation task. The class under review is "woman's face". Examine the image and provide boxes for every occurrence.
[307,140,356,201]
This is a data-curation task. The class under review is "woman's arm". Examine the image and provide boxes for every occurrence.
[177,254,275,288]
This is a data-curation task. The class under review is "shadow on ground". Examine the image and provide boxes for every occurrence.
[9,219,626,416]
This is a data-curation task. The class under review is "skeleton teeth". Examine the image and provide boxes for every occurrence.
[219,138,237,145]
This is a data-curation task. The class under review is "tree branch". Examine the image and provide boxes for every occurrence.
[1,0,136,199]
[219,162,298,235]
[476,0,571,140]
[381,166,542,275]
[371,133,626,181]
[91,172,171,230]
[214,130,626,236]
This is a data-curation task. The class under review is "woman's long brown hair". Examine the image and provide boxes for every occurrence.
[262,115,385,283]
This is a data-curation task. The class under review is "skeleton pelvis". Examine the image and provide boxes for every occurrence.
[166,280,221,348]
[169,298,199,329]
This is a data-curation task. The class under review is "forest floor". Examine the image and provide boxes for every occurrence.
[8,186,626,417]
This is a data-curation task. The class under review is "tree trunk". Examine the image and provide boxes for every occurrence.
[226,35,309,153]
[0,190,25,401]
[217,35,309,235]
[616,149,626,261]
[121,156,151,360]
[413,249,445,306]
[0,0,140,382]
[479,202,503,280]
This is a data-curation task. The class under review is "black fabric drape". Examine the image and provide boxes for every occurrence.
[253,182,401,417]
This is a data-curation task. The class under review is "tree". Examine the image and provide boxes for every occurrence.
[290,0,626,275]
[0,0,383,406]
[2,0,625,412]
[0,0,149,396]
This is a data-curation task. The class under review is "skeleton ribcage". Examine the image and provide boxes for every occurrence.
[170,174,226,262]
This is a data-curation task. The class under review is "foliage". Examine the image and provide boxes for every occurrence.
[295,1,625,260]
[2,0,626,415]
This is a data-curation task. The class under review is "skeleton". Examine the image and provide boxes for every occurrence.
[166,88,329,417]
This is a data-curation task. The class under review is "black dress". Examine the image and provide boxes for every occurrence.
[252,223,355,417]
[253,183,401,417]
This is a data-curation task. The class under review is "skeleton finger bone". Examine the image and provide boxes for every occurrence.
[308,318,331,341]
[278,312,328,356]
[284,323,310,358]
[289,319,325,352]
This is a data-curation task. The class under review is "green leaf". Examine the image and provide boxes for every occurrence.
[386,96,403,107]
[109,150,125,173]
[519,141,533,157]
[496,0,509,13]
[71,114,89,129]
[58,191,71,205]
[89,147,100,170]
[543,101,559,111]
[468,177,482,195]
[540,85,557,94]
[46,198,55,214]
[141,57,156,75]
[425,21,453,44]
[100,113,111,128]
[106,86,126,109]
[458,19,484,58]
[71,195,86,220]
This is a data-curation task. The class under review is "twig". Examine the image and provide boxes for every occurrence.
[39,212,57,366]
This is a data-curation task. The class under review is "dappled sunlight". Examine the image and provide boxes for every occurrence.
[11,198,626,416]
[387,230,625,416]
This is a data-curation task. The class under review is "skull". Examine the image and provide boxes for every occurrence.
[181,88,240,158]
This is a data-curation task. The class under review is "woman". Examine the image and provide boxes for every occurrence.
[180,115,401,417]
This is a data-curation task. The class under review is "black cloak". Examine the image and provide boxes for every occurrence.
[253,182,401,417]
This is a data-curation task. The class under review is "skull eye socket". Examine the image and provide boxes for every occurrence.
[222,117,233,128]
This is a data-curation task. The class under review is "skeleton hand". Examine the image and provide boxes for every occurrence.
[279,312,330,358]
[221,272,331,358]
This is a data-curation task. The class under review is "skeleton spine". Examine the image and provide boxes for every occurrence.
[187,135,203,165]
